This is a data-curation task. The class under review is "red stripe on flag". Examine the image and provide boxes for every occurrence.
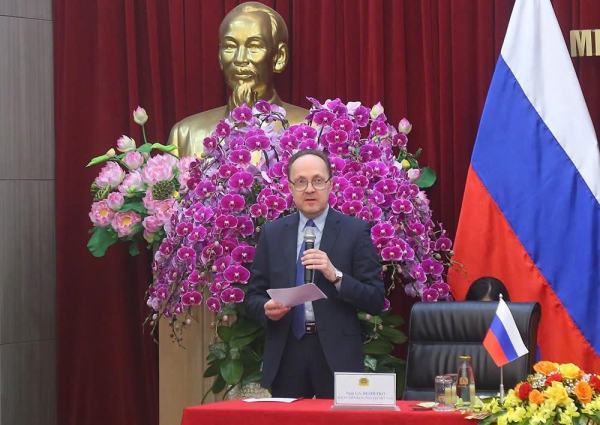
[449,167,600,373]
[483,331,509,367]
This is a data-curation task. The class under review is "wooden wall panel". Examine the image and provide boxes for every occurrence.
[0,0,52,20]
[0,340,56,425]
[0,181,55,344]
[0,16,53,180]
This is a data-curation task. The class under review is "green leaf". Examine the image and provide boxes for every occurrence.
[211,375,226,394]
[87,227,118,257]
[206,353,217,362]
[129,242,139,257]
[364,355,377,372]
[231,318,262,337]
[362,339,393,355]
[240,370,262,386]
[378,327,407,344]
[229,331,260,349]
[415,166,436,188]
[86,154,111,167]
[209,342,228,360]
[229,347,241,360]
[217,326,233,343]
[203,361,221,378]
[137,143,153,153]
[382,314,404,327]
[358,312,382,325]
[151,142,178,153]
[119,202,147,214]
[220,359,243,385]
[377,355,405,367]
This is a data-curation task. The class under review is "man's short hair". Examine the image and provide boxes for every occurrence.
[220,2,288,46]
[287,149,332,179]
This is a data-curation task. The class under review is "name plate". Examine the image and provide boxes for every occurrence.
[332,372,398,410]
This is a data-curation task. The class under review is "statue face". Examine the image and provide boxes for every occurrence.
[219,12,277,102]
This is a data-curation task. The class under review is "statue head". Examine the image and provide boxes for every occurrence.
[219,2,289,108]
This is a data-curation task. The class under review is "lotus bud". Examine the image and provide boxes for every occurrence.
[398,118,412,134]
[106,148,116,157]
[407,168,421,182]
[370,102,384,119]
[133,106,148,125]
[116,135,136,153]
[401,159,410,169]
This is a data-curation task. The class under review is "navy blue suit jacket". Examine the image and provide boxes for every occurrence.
[245,209,385,388]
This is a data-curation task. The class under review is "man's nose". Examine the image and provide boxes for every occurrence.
[233,46,249,64]
[305,182,316,193]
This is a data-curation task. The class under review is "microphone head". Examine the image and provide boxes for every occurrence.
[304,226,316,243]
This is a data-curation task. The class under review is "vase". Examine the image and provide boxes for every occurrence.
[225,382,271,400]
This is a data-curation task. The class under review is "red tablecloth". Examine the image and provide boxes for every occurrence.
[181,399,472,425]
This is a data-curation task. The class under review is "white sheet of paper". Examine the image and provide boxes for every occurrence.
[266,283,327,307]
[243,398,299,403]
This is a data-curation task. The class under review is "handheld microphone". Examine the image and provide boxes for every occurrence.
[303,226,317,284]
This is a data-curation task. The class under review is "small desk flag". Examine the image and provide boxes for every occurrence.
[483,299,528,367]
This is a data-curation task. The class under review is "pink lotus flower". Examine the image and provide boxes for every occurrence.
[398,118,412,134]
[89,200,115,227]
[106,192,124,210]
[133,107,148,125]
[143,215,164,233]
[118,171,145,197]
[117,135,136,153]
[142,155,175,185]
[124,151,144,170]
[111,211,142,237]
[95,161,125,188]
[407,168,421,182]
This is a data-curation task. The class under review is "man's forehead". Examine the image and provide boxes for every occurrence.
[290,156,328,177]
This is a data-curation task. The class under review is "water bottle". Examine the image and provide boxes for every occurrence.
[457,355,476,405]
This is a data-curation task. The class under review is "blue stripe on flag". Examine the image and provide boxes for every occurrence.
[489,315,519,362]
[471,55,600,355]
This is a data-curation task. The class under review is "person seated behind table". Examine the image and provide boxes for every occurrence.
[465,276,510,302]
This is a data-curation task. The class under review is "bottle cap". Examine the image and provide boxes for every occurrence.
[458,355,471,360]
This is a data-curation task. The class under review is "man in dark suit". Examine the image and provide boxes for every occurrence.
[245,149,385,399]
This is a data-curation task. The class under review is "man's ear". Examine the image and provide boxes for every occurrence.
[273,42,288,73]
[218,51,224,71]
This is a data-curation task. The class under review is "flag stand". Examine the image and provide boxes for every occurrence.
[500,366,504,403]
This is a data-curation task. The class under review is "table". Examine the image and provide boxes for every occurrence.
[181,399,472,425]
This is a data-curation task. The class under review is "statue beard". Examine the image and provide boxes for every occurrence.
[231,82,259,108]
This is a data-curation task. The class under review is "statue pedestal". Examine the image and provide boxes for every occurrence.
[159,306,221,425]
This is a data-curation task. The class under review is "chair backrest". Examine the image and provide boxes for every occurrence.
[402,301,541,401]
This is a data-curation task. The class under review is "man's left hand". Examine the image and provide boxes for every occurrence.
[301,248,336,282]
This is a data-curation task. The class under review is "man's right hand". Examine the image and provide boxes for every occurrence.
[264,300,291,321]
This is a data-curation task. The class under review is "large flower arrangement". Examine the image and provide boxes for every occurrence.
[87,99,455,398]
[477,362,600,424]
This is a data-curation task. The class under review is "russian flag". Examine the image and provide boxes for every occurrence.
[483,299,529,367]
[449,0,600,373]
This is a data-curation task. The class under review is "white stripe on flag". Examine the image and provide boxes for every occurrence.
[496,299,529,357]
[501,0,600,204]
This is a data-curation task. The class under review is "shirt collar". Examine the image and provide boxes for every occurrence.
[298,206,329,233]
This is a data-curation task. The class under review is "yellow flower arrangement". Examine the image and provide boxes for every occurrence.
[476,362,600,424]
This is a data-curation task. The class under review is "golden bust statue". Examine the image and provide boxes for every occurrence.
[169,2,309,157]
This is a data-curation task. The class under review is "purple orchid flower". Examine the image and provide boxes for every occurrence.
[223,265,250,284]
[220,287,245,304]
[231,105,253,124]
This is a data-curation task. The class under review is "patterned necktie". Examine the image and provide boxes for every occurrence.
[292,219,315,340]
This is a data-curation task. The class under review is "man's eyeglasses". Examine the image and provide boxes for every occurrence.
[289,177,331,192]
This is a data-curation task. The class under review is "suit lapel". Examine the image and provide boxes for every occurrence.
[319,209,342,265]
[282,214,300,288]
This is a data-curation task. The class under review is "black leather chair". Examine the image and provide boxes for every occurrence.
[402,301,541,401]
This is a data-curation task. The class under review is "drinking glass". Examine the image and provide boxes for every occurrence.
[433,375,454,411]
[444,373,458,405]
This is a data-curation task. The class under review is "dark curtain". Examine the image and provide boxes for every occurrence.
[54,1,600,424]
